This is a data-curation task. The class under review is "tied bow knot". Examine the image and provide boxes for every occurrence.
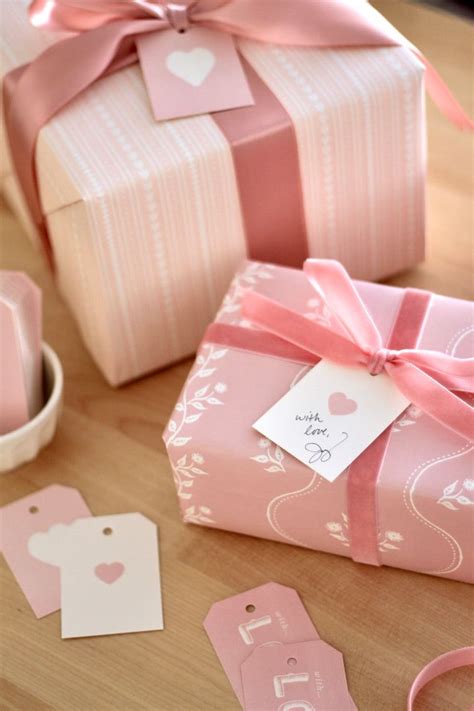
[164,2,193,32]
[367,347,397,376]
[132,1,197,32]
[240,259,474,442]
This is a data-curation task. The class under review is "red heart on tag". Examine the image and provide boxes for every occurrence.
[94,562,125,584]
[328,392,357,415]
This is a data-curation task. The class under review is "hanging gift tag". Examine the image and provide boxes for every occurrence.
[241,640,358,711]
[204,583,320,705]
[136,27,254,121]
[0,485,91,618]
[254,360,410,482]
[28,513,163,638]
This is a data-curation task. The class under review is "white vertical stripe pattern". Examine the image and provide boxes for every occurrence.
[1,2,425,384]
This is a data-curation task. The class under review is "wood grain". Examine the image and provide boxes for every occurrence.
[1,2,473,709]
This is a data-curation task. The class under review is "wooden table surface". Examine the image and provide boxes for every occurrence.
[1,1,473,709]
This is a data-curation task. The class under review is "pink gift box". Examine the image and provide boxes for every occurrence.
[164,261,474,583]
[1,1,425,385]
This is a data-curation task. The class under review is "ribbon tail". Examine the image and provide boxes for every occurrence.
[241,291,364,365]
[412,48,474,131]
[303,260,382,350]
[407,647,474,711]
[399,350,474,392]
[3,17,163,265]
[388,361,474,441]
[196,0,400,46]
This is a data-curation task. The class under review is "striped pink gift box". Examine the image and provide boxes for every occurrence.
[1,1,425,385]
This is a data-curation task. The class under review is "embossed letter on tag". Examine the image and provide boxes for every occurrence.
[204,582,320,704]
[241,640,358,710]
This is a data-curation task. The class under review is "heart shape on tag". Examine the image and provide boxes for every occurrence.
[94,562,125,584]
[165,47,216,87]
[328,392,358,416]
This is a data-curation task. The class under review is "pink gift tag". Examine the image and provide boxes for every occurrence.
[204,583,319,705]
[241,640,358,711]
[136,27,254,121]
[0,272,42,434]
[0,485,91,618]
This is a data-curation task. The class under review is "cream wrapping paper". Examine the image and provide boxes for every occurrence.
[1,1,425,384]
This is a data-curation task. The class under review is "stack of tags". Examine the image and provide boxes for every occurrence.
[0,485,163,638]
[0,272,42,434]
[204,582,357,710]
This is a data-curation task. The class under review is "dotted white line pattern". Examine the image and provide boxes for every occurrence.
[266,473,322,548]
[402,444,472,575]
[445,325,474,357]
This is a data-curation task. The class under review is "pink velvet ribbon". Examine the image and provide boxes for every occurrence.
[241,260,474,442]
[4,0,473,268]
[407,647,474,710]
[346,286,432,565]
[205,259,473,565]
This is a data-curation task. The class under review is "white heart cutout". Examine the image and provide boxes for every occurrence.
[165,47,216,87]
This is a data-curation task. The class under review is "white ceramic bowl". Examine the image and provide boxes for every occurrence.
[0,343,63,473]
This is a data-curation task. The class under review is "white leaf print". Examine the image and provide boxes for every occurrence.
[275,447,284,462]
[382,543,399,550]
[197,369,216,378]
[251,455,269,464]
[175,403,184,412]
[265,465,283,473]
[440,500,457,510]
[191,467,206,475]
[191,401,207,411]
[172,436,192,447]
[207,397,223,405]
[456,496,472,506]
[177,455,187,467]
[331,533,348,542]
[443,480,458,496]
[194,385,210,398]
[185,414,202,424]
[211,350,227,360]
[168,420,177,432]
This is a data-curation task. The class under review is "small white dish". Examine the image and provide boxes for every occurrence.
[0,342,63,473]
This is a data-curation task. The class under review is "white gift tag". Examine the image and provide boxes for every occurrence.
[254,361,410,482]
[28,513,163,638]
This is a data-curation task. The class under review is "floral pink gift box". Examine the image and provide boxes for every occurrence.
[164,260,474,583]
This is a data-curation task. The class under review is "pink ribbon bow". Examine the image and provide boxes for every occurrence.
[241,260,474,442]
[4,0,473,269]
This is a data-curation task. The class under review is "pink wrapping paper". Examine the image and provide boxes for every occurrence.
[1,1,425,385]
[164,262,474,583]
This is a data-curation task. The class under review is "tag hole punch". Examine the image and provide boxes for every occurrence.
[245,604,255,613]
[29,505,39,514]
[178,28,185,33]
[287,657,297,666]
[103,527,113,536]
